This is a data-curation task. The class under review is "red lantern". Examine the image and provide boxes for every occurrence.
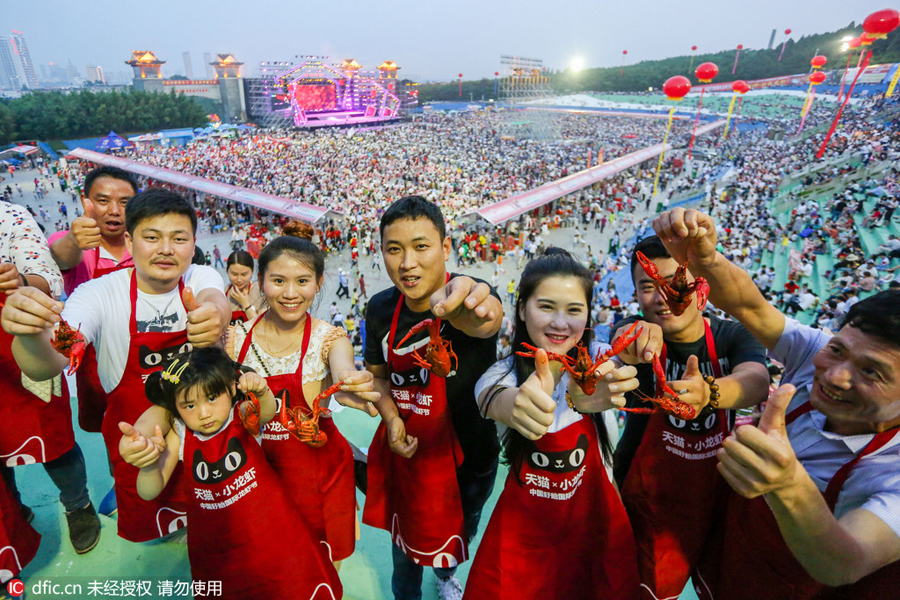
[458,73,463,78]
[663,75,691,101]
[691,45,698,51]
[733,80,750,94]
[494,71,499,76]
[784,28,791,35]
[861,32,877,46]
[623,50,628,55]
[863,9,900,40]
[737,44,744,50]
[809,72,827,85]
[695,62,719,83]
[810,55,827,69]
[848,37,861,49]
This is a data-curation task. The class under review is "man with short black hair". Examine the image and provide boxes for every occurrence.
[610,235,769,598]
[363,196,502,600]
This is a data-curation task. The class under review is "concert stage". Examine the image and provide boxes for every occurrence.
[246,57,417,129]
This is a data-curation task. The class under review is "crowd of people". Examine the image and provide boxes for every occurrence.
[0,82,898,600]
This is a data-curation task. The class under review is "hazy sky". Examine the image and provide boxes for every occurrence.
[6,0,890,82]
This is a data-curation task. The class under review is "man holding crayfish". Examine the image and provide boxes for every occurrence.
[610,234,769,600]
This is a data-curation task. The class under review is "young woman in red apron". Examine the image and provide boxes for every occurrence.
[100,271,189,542]
[229,222,377,564]
[123,347,341,599]
[467,248,640,599]
[363,293,468,569]
[235,312,356,562]
[695,401,900,600]
[225,251,259,326]
[621,321,728,599]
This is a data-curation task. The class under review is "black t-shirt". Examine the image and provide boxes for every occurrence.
[611,314,767,487]
[365,274,501,472]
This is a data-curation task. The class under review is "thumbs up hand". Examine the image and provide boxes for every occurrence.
[717,384,800,499]
[667,355,712,416]
[509,348,560,440]
[70,197,101,250]
[118,422,165,468]
[183,286,223,348]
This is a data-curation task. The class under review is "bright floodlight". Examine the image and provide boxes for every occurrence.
[570,57,585,72]
[840,35,854,41]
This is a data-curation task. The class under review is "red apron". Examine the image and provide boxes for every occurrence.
[622,320,728,599]
[0,469,40,583]
[695,402,900,600]
[225,285,248,325]
[183,404,341,599]
[76,253,134,433]
[237,313,355,562]
[0,328,74,466]
[363,294,467,568]
[464,414,639,600]
[99,271,189,542]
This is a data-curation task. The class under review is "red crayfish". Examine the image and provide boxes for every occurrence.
[620,353,697,420]
[396,318,458,378]
[50,319,86,375]
[240,392,262,436]
[636,251,710,317]
[278,381,343,448]
[516,322,643,396]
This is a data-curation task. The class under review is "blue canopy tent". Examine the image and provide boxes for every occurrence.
[95,131,134,153]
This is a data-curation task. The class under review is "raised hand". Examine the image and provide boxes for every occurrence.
[1,286,62,336]
[118,421,167,469]
[569,360,640,413]
[430,275,498,323]
[509,348,558,440]
[717,384,798,499]
[0,263,22,295]
[70,198,102,250]
[334,369,380,417]
[613,320,663,364]
[666,355,712,415]
[652,208,718,268]
[183,286,223,348]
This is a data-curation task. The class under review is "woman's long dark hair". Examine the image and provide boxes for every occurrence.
[483,247,613,480]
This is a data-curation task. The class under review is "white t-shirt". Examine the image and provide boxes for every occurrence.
[62,265,225,392]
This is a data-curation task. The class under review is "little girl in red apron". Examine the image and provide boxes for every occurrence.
[465,248,640,599]
[119,347,341,600]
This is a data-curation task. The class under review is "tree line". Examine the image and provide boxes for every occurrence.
[0,88,209,145]
[419,22,900,102]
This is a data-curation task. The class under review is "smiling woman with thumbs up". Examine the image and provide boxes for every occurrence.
[465,248,641,600]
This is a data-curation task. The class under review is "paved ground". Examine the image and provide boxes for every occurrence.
[2,164,703,600]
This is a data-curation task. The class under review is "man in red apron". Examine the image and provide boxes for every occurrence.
[610,235,769,599]
[48,167,138,516]
[0,203,101,554]
[2,188,230,543]
[363,196,503,600]
[654,207,900,599]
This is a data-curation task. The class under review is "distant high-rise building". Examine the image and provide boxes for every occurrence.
[203,52,213,79]
[85,64,105,84]
[10,30,39,88]
[39,63,48,81]
[66,60,79,84]
[183,52,193,79]
[0,37,20,90]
